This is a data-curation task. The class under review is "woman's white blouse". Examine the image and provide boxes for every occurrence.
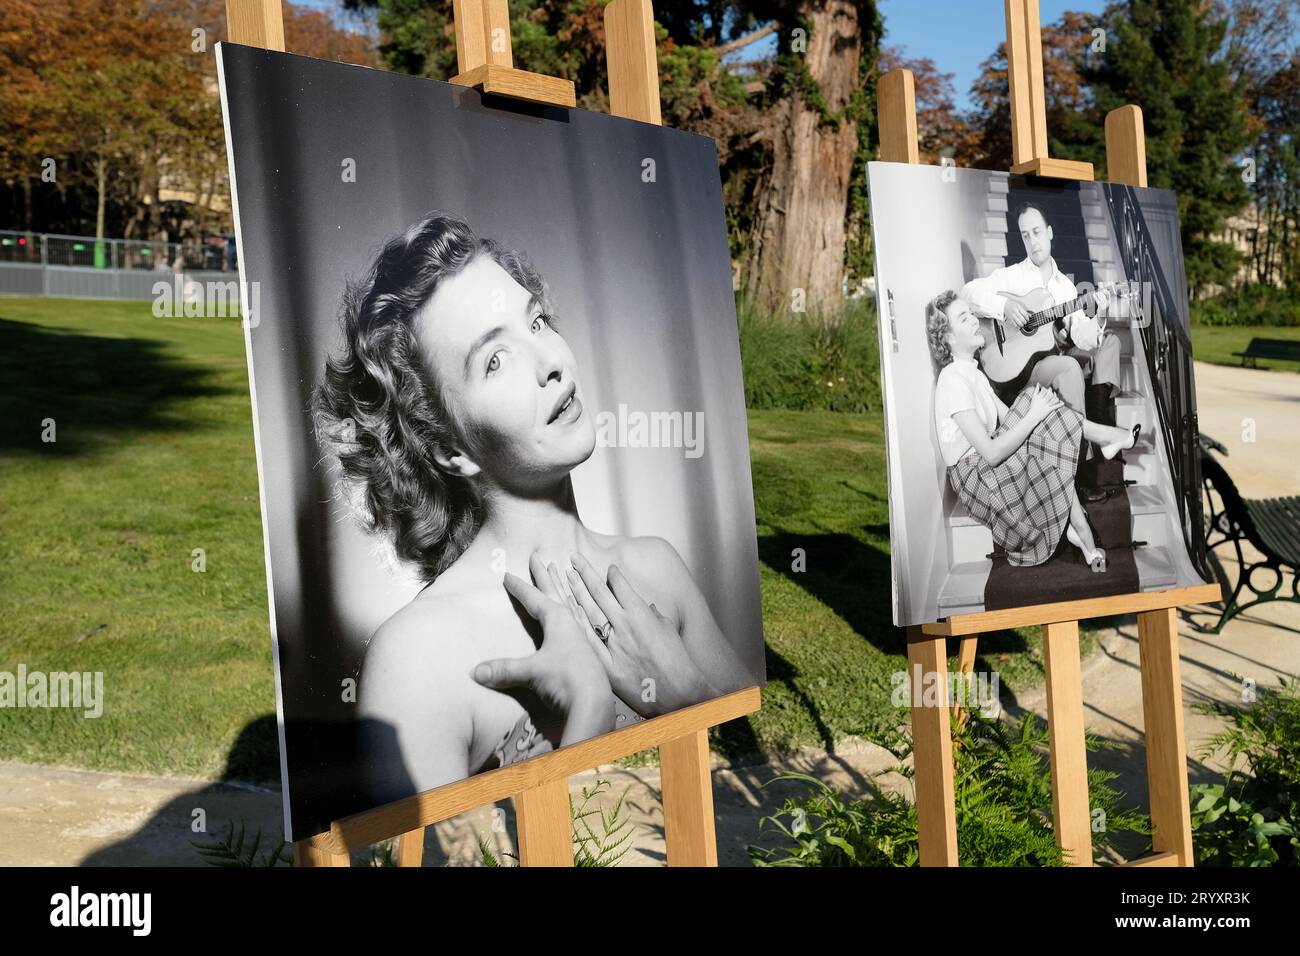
[933,356,1008,467]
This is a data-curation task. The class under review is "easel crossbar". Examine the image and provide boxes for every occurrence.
[303,688,759,855]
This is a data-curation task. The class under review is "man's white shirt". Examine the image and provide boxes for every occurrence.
[960,256,1103,351]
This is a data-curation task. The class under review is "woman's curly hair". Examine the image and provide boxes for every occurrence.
[313,212,555,583]
[924,290,959,371]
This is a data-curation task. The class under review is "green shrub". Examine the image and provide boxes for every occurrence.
[748,710,1149,866]
[736,292,880,412]
[1190,677,1300,866]
[1191,285,1300,327]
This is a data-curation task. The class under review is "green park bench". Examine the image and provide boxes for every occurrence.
[1197,434,1300,633]
[1231,337,1300,369]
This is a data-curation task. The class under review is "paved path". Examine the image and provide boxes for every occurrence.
[2,362,1297,866]
[0,739,909,867]
[1192,359,1300,497]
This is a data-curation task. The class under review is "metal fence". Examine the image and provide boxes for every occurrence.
[0,229,237,301]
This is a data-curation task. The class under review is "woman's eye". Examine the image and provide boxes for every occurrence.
[530,313,548,333]
[486,351,503,374]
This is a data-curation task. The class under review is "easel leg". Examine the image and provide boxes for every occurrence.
[1042,620,1093,866]
[395,826,425,867]
[660,728,718,866]
[953,635,979,730]
[514,778,574,866]
[1137,606,1194,866]
[292,840,349,867]
[907,626,958,866]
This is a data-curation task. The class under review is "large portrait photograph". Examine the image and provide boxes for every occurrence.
[868,161,1213,628]
[217,42,765,840]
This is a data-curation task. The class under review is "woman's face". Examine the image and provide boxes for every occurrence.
[943,297,985,356]
[414,255,597,491]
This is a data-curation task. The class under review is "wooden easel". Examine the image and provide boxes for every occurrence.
[223,0,760,867]
[878,0,1222,867]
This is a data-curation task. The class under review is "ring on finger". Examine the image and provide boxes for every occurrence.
[592,620,614,643]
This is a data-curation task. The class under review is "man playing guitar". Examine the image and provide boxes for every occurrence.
[961,201,1121,419]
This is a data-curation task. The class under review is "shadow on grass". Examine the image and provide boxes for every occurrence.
[745,527,1040,754]
[706,528,905,763]
[759,529,902,653]
[0,316,225,457]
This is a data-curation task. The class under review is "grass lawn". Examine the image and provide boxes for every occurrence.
[1,296,1061,781]
[1190,323,1300,372]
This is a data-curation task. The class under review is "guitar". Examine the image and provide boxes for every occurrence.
[975,284,1120,389]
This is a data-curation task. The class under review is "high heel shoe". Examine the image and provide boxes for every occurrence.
[1100,423,1140,461]
[1066,525,1107,572]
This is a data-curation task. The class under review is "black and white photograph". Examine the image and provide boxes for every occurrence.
[217,42,766,840]
[868,161,1213,628]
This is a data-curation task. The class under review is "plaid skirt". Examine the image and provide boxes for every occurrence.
[947,390,1083,567]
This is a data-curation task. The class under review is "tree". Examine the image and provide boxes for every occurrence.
[0,0,381,238]
[1079,0,1251,295]
[743,1,882,315]
[1219,0,1300,288]
[1250,53,1300,288]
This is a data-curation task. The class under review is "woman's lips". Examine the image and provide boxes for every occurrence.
[551,392,582,426]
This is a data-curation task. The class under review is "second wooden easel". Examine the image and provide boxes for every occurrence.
[224,0,760,867]
[878,0,1221,867]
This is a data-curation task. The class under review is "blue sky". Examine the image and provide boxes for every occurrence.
[879,0,1110,107]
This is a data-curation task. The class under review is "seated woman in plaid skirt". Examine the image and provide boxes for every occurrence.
[926,290,1139,572]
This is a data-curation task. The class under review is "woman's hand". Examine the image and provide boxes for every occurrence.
[563,551,718,718]
[471,552,614,746]
[1025,383,1063,426]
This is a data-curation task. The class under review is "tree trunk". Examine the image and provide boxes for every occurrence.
[95,157,107,241]
[744,0,863,317]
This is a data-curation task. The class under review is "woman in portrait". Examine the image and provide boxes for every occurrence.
[314,212,752,803]
[925,289,1140,574]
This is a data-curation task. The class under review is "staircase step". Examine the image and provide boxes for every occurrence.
[1136,544,1177,590]
[1115,400,1148,433]
[1117,433,1159,485]
[937,560,993,611]
[950,520,994,565]
[1131,510,1171,548]
[1126,484,1165,513]
[938,546,1179,609]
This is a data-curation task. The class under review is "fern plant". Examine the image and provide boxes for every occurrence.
[571,779,635,867]
[477,836,519,868]
[1190,677,1300,866]
[749,710,1150,866]
[191,820,290,867]
[474,777,636,867]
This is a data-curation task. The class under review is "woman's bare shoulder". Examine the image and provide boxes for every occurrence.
[361,589,488,705]
[585,532,691,599]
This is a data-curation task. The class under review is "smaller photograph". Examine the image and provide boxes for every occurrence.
[868,161,1212,627]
